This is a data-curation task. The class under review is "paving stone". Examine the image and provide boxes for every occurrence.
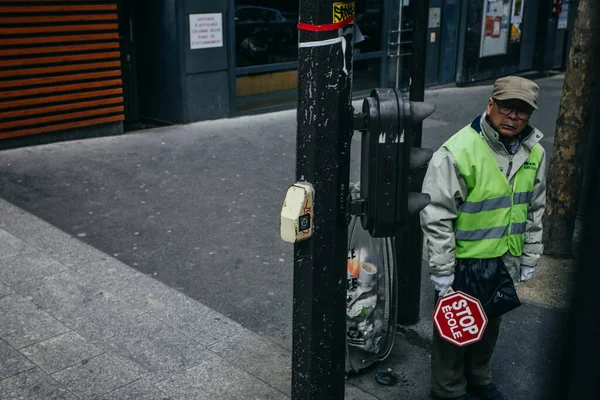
[155,294,247,347]
[97,378,172,400]
[0,295,69,349]
[0,201,29,230]
[45,238,108,269]
[0,201,107,267]
[208,331,292,395]
[71,257,135,284]
[0,368,78,400]
[0,252,67,287]
[0,230,28,260]
[0,281,11,299]
[97,272,185,312]
[20,331,103,374]
[0,339,34,381]
[16,270,154,342]
[98,319,214,383]
[51,353,139,398]
[99,273,246,346]
[157,357,288,400]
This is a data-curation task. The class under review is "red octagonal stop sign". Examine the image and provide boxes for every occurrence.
[433,291,488,347]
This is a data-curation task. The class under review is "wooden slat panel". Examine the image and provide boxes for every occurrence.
[0,115,125,140]
[0,0,115,2]
[0,88,123,109]
[1,106,124,130]
[0,5,117,12]
[0,52,121,67]
[0,24,118,35]
[0,79,122,99]
[0,33,119,46]
[0,97,123,120]
[0,0,126,140]
[0,70,122,89]
[0,61,121,78]
[0,15,117,24]
[0,43,119,57]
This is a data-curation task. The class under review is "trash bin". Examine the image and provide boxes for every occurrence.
[345,183,397,373]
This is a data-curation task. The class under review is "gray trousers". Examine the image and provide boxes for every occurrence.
[431,316,502,398]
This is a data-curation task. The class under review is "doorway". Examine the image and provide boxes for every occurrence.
[117,0,139,123]
[425,0,461,86]
[386,0,413,90]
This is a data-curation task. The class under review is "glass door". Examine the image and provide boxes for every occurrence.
[386,0,412,90]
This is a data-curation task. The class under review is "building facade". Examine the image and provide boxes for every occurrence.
[0,0,575,143]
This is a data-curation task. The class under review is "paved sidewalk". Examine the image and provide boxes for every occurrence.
[0,74,569,399]
[0,198,375,400]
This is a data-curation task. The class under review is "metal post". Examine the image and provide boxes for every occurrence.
[292,1,354,399]
[397,0,430,325]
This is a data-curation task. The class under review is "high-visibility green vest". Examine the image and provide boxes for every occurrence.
[443,123,542,259]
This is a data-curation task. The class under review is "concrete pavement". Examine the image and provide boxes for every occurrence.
[0,74,572,399]
[0,198,382,399]
[0,194,570,400]
[0,74,564,348]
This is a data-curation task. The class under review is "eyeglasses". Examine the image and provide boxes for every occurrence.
[492,98,532,121]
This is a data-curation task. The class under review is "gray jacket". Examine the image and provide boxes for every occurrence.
[420,114,547,283]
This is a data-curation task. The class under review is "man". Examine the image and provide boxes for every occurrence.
[420,76,547,400]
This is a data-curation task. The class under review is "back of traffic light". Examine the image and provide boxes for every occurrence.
[351,88,435,238]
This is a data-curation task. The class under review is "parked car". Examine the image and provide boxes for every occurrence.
[235,6,298,67]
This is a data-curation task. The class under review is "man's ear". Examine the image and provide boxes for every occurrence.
[485,98,494,116]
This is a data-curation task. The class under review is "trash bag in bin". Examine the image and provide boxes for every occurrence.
[345,184,397,373]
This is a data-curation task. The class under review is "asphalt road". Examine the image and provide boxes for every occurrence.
[0,74,563,351]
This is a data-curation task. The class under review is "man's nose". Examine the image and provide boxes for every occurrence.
[506,110,518,120]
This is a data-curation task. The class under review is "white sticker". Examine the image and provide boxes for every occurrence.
[189,13,223,50]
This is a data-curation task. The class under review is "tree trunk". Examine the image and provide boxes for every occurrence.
[542,0,599,256]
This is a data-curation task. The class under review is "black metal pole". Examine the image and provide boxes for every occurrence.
[292,1,354,399]
[397,0,430,325]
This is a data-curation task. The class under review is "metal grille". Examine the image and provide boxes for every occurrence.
[0,0,124,140]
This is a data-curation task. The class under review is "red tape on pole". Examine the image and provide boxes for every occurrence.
[297,15,354,32]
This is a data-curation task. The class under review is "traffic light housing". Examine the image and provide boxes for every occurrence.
[352,89,435,237]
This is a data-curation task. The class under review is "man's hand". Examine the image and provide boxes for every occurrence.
[520,266,535,282]
[430,274,454,296]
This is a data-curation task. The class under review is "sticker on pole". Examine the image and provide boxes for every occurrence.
[333,2,355,23]
[433,291,488,347]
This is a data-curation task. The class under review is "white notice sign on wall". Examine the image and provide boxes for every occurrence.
[189,13,223,50]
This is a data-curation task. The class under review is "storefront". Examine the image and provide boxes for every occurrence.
[127,0,418,122]
[0,0,575,143]
[232,0,415,113]
[131,0,573,119]
[450,0,575,85]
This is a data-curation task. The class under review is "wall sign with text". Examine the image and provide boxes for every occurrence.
[190,13,223,50]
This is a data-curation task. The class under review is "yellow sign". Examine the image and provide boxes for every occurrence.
[333,2,355,23]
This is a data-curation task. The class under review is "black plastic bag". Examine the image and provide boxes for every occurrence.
[453,258,521,319]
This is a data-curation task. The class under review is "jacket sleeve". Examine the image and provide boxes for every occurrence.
[520,147,547,268]
[420,148,467,277]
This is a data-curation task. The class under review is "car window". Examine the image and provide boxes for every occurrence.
[259,9,284,22]
[236,8,261,23]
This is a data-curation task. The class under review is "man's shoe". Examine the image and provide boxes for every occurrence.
[431,393,472,400]
[468,383,507,400]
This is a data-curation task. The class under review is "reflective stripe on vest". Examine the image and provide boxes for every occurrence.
[443,124,542,259]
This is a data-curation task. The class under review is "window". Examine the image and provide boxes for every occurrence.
[234,2,298,67]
